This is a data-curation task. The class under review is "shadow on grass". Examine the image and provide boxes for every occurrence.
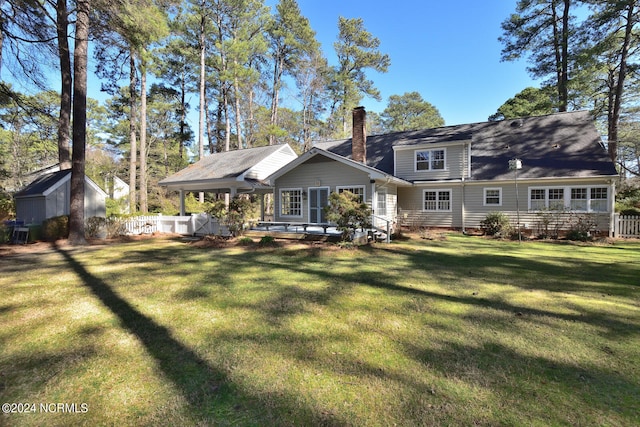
[52,245,327,424]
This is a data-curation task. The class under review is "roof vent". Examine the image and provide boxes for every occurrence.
[510,119,524,128]
[551,143,560,149]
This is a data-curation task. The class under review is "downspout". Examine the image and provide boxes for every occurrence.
[461,142,468,233]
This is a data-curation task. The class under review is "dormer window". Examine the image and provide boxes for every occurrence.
[415,149,446,171]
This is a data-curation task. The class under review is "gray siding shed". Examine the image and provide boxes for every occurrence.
[14,170,107,225]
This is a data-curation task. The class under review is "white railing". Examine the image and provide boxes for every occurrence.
[119,214,230,236]
[615,214,640,238]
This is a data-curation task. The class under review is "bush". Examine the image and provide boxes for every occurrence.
[85,217,107,238]
[258,235,277,247]
[105,216,128,238]
[566,213,597,241]
[480,212,512,237]
[534,207,566,239]
[42,215,69,241]
[207,196,259,237]
[238,237,254,246]
[324,191,372,241]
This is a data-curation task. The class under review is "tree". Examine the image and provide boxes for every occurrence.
[500,0,574,112]
[324,190,372,241]
[331,17,390,137]
[266,0,318,145]
[68,0,89,245]
[489,86,555,121]
[579,0,640,163]
[380,92,444,132]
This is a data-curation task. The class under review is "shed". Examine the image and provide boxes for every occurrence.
[14,170,107,225]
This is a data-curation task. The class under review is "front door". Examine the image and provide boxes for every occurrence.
[309,187,329,223]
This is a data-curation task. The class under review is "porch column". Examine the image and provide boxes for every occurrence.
[609,179,616,238]
[260,193,265,221]
[179,190,186,216]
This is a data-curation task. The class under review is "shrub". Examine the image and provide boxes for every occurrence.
[258,235,277,247]
[480,212,512,237]
[534,207,566,239]
[85,217,107,238]
[207,196,259,237]
[105,216,128,238]
[42,215,69,241]
[566,212,597,241]
[324,191,372,241]
[238,237,254,246]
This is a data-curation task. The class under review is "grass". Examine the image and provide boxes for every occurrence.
[0,234,639,426]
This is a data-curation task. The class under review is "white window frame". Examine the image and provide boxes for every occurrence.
[377,187,387,216]
[415,148,447,172]
[423,189,452,212]
[337,185,366,203]
[279,187,303,218]
[483,188,502,206]
[528,186,609,213]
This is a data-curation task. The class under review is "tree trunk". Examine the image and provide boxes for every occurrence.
[129,53,137,213]
[234,72,242,149]
[608,2,636,164]
[559,0,570,112]
[139,56,148,213]
[56,0,72,169]
[198,6,206,202]
[68,0,89,245]
[269,56,284,145]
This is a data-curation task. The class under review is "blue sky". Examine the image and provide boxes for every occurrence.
[289,0,539,125]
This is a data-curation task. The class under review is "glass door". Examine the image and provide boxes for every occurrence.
[309,187,329,223]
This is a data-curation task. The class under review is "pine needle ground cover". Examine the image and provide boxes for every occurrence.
[1,235,638,426]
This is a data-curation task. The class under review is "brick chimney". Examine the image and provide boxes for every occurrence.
[352,106,367,164]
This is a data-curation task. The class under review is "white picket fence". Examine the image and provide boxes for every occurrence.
[120,214,230,236]
[614,214,640,238]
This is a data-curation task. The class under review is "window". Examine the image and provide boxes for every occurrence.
[280,189,302,217]
[484,188,502,206]
[377,188,387,215]
[337,186,365,203]
[548,188,565,209]
[590,187,608,212]
[423,189,451,211]
[415,149,446,171]
[529,186,609,212]
[530,189,546,211]
[570,188,587,211]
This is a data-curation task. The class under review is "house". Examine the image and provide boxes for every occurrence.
[14,170,107,225]
[268,107,619,236]
[159,144,298,216]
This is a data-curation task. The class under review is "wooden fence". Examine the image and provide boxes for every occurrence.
[120,214,230,236]
[615,214,640,238]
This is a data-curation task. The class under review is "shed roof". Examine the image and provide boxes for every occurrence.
[14,170,107,199]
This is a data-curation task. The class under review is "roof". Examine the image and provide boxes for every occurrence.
[159,144,297,191]
[267,147,411,186]
[14,170,107,198]
[314,111,618,182]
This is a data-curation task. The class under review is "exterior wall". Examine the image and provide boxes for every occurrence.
[397,184,464,228]
[394,143,467,181]
[16,177,106,225]
[16,197,46,224]
[273,157,373,223]
[398,178,615,234]
[246,146,297,180]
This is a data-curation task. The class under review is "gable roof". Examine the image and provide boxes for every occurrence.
[267,146,411,186]
[14,170,107,198]
[159,144,297,191]
[314,111,617,182]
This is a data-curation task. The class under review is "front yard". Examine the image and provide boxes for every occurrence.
[1,234,639,426]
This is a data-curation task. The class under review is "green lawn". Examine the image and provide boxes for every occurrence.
[1,234,639,426]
